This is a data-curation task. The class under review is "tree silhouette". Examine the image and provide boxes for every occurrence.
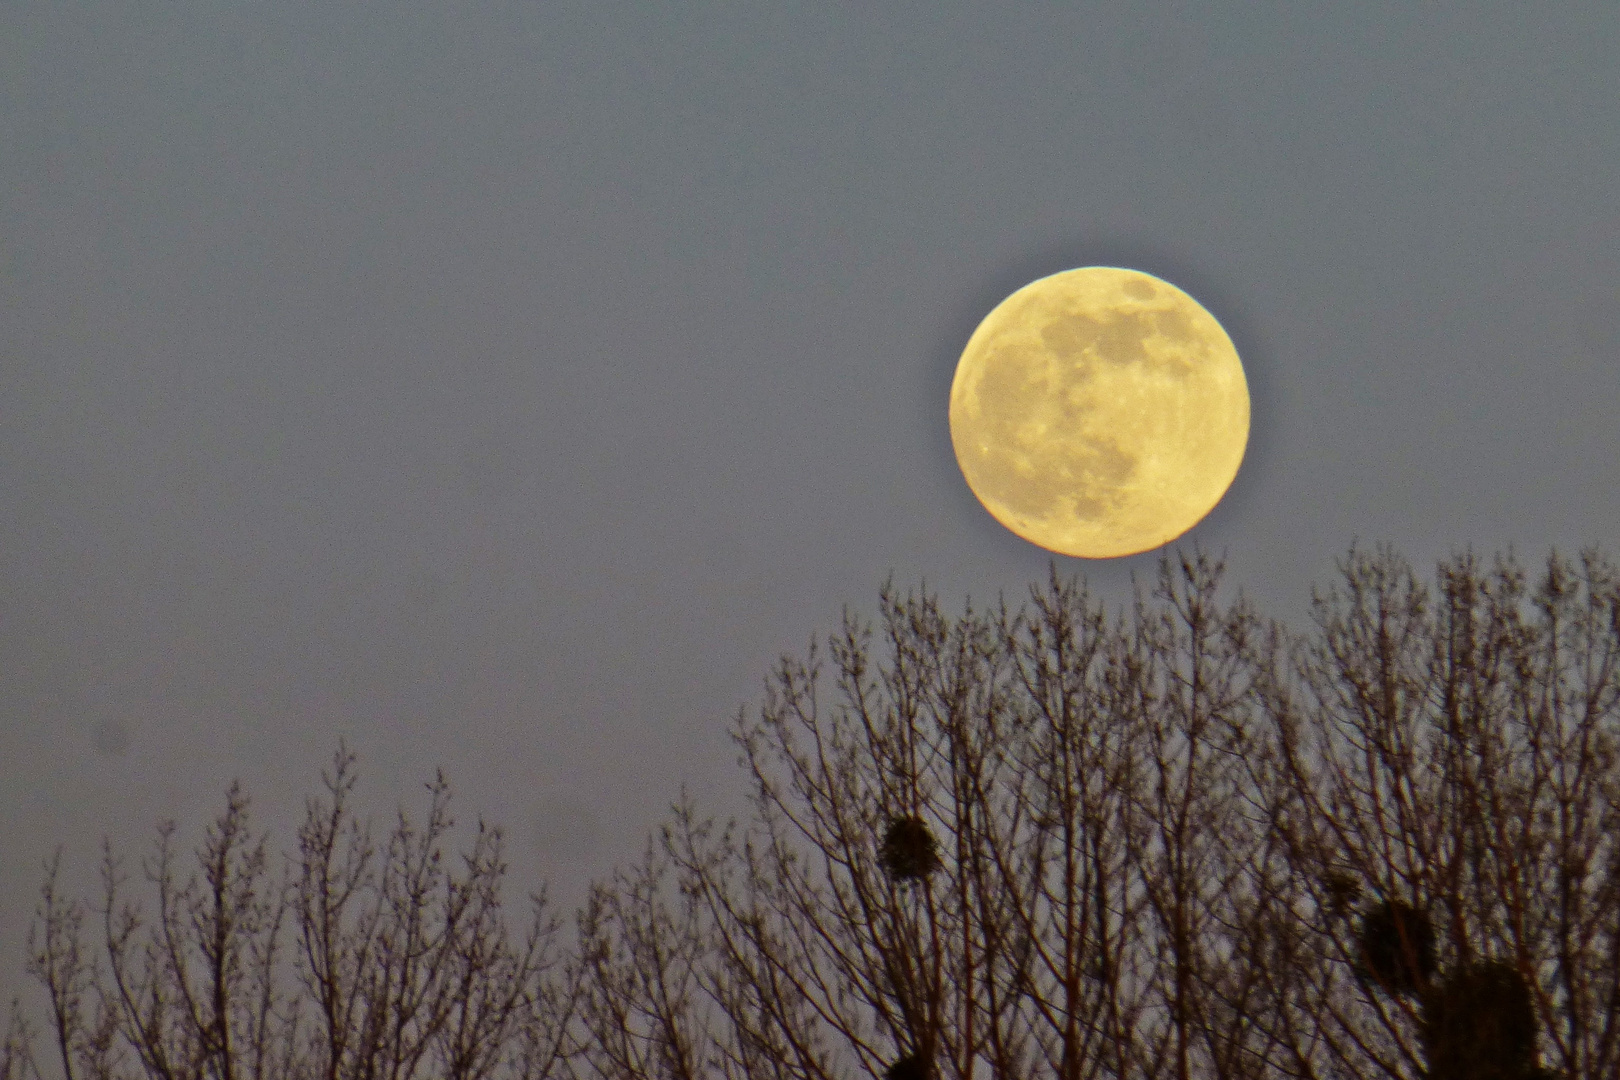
[15,547,1620,1080]
[12,748,573,1080]
[586,555,1282,1079]
[1260,547,1620,1080]
[579,548,1620,1079]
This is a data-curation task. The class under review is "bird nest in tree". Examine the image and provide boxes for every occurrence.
[885,1053,931,1080]
[880,815,941,882]
[1422,960,1539,1080]
[1354,899,1435,996]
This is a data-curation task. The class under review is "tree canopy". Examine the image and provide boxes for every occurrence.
[10,547,1619,1080]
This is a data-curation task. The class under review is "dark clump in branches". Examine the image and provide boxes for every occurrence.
[879,815,941,883]
[1422,961,1540,1080]
[1353,899,1436,996]
[1320,870,1361,915]
[885,1052,931,1080]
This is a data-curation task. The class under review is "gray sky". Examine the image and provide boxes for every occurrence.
[4,3,1619,1004]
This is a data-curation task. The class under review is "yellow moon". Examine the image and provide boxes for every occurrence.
[949,267,1249,558]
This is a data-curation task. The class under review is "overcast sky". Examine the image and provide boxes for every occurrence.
[4,3,1619,1004]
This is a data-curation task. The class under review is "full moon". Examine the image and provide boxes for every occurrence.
[949,267,1249,558]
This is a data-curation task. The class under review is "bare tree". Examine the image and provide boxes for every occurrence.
[570,840,716,1080]
[572,555,1284,1080]
[18,748,573,1080]
[21,548,1620,1080]
[579,548,1620,1080]
[1258,546,1620,1080]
